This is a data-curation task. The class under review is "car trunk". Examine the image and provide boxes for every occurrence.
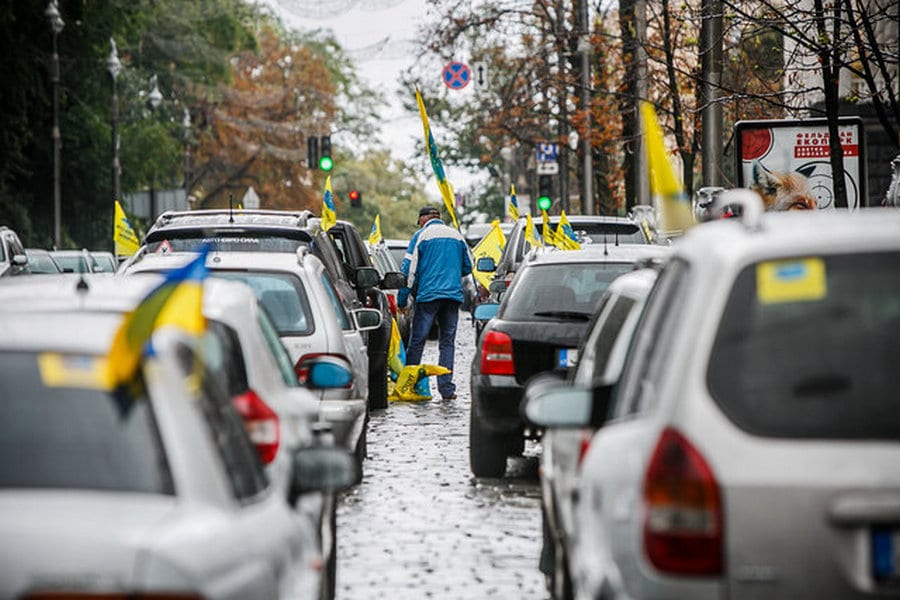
[496,320,588,385]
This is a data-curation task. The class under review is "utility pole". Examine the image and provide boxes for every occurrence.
[556,0,569,213]
[635,0,650,206]
[578,0,593,214]
[701,0,724,186]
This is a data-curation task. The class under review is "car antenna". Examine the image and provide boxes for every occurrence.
[75,274,89,294]
[228,194,234,223]
[603,232,609,256]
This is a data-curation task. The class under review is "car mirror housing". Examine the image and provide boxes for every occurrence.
[521,379,613,429]
[476,256,496,272]
[353,307,383,332]
[304,356,354,389]
[355,266,380,289]
[381,271,407,290]
[290,446,361,501]
[472,302,500,321]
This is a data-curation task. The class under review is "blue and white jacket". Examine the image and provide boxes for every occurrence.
[399,219,472,306]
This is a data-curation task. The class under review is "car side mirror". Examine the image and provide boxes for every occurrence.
[302,355,354,389]
[472,302,500,322]
[521,378,613,429]
[289,446,361,502]
[381,271,407,290]
[353,307,382,332]
[12,254,27,267]
[354,266,380,289]
[476,256,496,272]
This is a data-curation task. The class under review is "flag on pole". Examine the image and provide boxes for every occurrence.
[104,245,210,388]
[541,209,554,246]
[321,175,337,232]
[641,101,694,233]
[508,184,519,221]
[368,214,383,246]
[113,200,140,257]
[553,210,581,250]
[471,219,507,290]
[415,87,460,230]
[525,214,542,249]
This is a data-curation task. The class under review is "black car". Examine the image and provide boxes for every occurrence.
[468,244,671,478]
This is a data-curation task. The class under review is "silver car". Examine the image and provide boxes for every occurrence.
[525,197,900,599]
[123,249,381,461]
[0,274,358,600]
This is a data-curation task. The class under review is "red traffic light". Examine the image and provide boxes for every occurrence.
[348,190,359,201]
[348,189,362,208]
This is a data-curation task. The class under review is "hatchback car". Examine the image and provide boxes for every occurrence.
[122,249,381,462]
[524,195,900,599]
[469,244,671,477]
[0,275,359,600]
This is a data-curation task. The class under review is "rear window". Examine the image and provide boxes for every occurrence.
[538,222,646,246]
[145,231,311,254]
[0,351,173,494]
[503,262,634,321]
[213,271,314,336]
[708,251,900,439]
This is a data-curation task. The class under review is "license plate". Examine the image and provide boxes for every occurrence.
[873,528,900,580]
[557,348,578,368]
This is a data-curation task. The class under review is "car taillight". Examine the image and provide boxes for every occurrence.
[479,330,514,375]
[232,389,280,465]
[576,429,593,467]
[386,293,398,315]
[643,427,722,575]
[296,352,353,388]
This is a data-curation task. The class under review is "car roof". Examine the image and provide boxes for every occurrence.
[522,243,672,267]
[144,209,314,241]
[125,248,321,275]
[602,266,660,299]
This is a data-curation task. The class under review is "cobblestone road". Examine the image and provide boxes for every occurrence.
[336,311,549,599]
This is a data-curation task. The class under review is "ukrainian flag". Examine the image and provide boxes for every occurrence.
[472,220,507,289]
[415,87,460,230]
[541,209,554,246]
[388,317,406,381]
[553,210,581,250]
[113,200,140,257]
[508,184,519,221]
[525,214,542,248]
[322,175,337,232]
[369,214,383,246]
[642,101,694,233]
[105,245,210,387]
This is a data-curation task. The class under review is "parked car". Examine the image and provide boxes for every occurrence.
[0,226,29,277]
[122,249,380,463]
[464,221,514,248]
[469,244,671,477]
[384,238,409,267]
[367,238,411,345]
[24,248,62,274]
[91,250,118,273]
[533,266,662,598]
[482,214,652,300]
[523,194,900,599]
[0,274,359,600]
[50,248,99,273]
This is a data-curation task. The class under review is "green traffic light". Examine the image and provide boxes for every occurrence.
[537,196,552,211]
[319,156,334,171]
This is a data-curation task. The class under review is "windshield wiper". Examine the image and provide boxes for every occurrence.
[532,310,591,321]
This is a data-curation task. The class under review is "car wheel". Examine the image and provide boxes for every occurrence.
[355,426,367,463]
[552,536,574,600]
[367,349,388,411]
[469,408,507,477]
[321,502,338,600]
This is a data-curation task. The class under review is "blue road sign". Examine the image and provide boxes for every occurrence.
[442,62,471,90]
[536,143,559,162]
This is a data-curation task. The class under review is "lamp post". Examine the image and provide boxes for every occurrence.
[45,1,64,248]
[182,106,191,191]
[107,38,122,202]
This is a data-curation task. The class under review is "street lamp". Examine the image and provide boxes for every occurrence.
[45,0,64,248]
[107,38,122,202]
[148,74,162,110]
[182,106,191,190]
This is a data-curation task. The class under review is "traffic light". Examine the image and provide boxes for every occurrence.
[306,136,319,170]
[348,189,362,208]
[537,175,552,211]
[319,135,333,171]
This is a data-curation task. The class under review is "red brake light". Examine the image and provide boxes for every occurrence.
[232,389,280,465]
[386,293,398,315]
[479,330,514,375]
[576,429,593,467]
[296,352,353,388]
[643,427,722,575]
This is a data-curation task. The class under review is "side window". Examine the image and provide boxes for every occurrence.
[257,307,300,387]
[575,295,636,388]
[612,260,690,418]
[321,271,353,331]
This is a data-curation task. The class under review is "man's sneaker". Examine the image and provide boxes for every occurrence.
[442,393,457,400]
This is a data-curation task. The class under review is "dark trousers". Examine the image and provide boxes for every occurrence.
[406,299,460,398]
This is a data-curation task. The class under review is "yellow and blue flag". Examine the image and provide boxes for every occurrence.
[553,210,581,250]
[113,200,140,257]
[525,213,542,249]
[508,184,519,221]
[541,209,554,246]
[388,317,406,381]
[369,214,383,246]
[105,245,210,387]
[415,87,460,231]
[471,220,507,290]
[641,101,694,233]
[322,175,337,232]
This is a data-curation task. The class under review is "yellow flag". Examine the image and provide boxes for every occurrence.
[321,175,336,232]
[471,220,507,289]
[113,200,140,257]
[553,210,581,250]
[508,184,519,220]
[641,101,694,233]
[524,214,542,249]
[415,87,460,230]
[368,214,383,246]
[541,210,554,246]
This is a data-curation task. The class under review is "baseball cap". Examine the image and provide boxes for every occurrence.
[418,205,440,218]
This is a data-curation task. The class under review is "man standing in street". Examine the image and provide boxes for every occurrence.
[398,205,473,400]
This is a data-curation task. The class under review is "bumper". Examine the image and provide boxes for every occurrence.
[319,398,367,453]
[470,373,524,435]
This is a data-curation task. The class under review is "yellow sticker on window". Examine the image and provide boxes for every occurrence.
[38,353,114,390]
[756,258,827,304]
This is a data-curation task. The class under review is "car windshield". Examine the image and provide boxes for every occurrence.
[213,271,315,335]
[502,262,635,321]
[145,231,311,254]
[708,251,900,440]
[0,351,174,494]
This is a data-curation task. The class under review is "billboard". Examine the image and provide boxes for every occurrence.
[735,117,867,209]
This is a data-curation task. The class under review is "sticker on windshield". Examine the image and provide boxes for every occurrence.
[756,258,826,304]
[38,353,113,390]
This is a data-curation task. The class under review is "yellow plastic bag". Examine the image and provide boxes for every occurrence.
[388,364,451,402]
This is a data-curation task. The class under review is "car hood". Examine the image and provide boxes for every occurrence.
[0,491,199,596]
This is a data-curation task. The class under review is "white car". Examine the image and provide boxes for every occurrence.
[0,274,358,600]
[525,195,900,599]
[123,249,381,461]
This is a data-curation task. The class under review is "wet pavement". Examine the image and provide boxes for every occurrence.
[336,310,550,599]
